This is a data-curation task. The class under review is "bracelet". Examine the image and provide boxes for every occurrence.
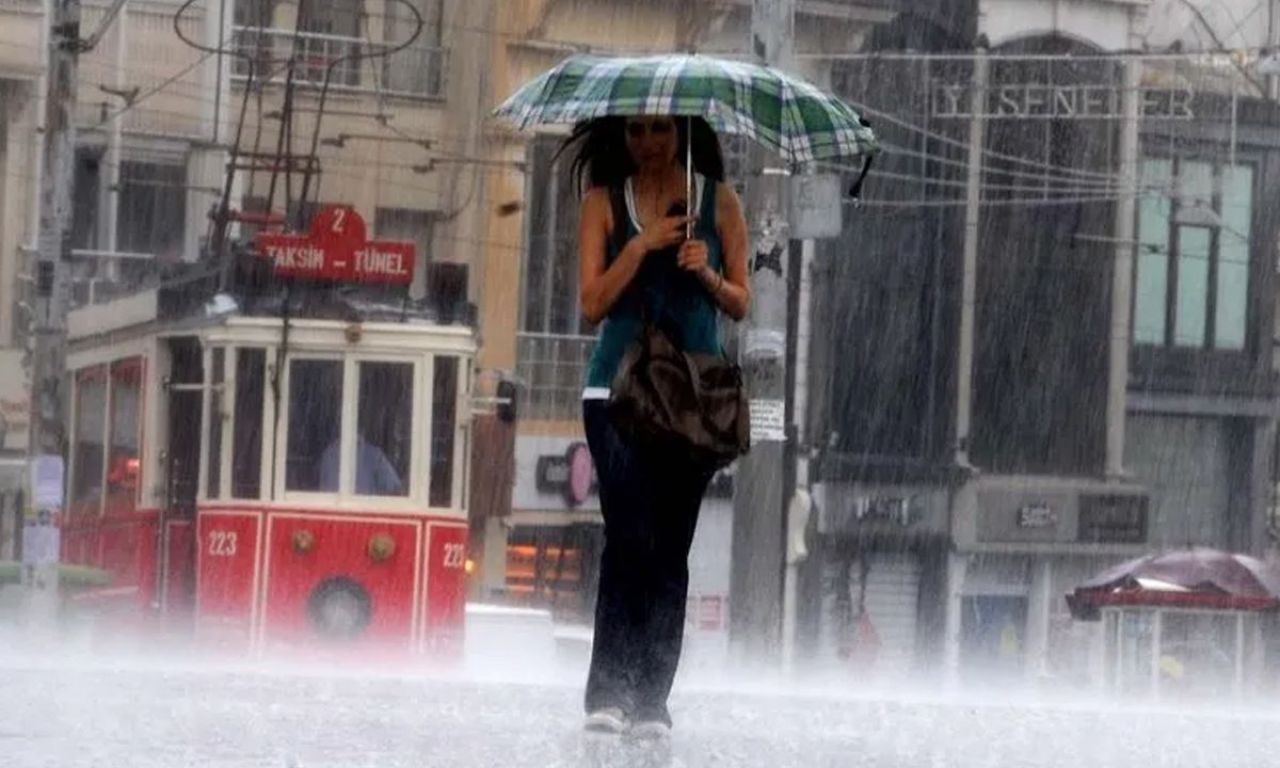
[709,269,724,297]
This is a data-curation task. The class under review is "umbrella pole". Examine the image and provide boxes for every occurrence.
[686,115,693,240]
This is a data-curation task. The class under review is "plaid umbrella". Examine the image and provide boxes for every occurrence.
[493,53,879,165]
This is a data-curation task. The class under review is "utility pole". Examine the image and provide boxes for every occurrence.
[729,0,795,665]
[22,0,84,624]
[943,47,987,688]
[1105,57,1140,479]
[24,0,126,627]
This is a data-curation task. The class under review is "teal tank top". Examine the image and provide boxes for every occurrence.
[584,174,724,389]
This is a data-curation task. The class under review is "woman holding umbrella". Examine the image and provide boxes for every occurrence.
[569,113,748,737]
[495,53,877,738]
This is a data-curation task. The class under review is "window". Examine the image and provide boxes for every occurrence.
[298,0,360,36]
[1133,158,1253,350]
[232,349,266,499]
[233,0,280,26]
[71,148,105,251]
[206,348,225,499]
[382,0,445,98]
[118,160,187,261]
[518,139,595,420]
[71,367,107,516]
[523,138,589,337]
[286,359,343,492]
[106,359,143,515]
[297,0,361,86]
[375,207,434,293]
[429,356,458,507]
[356,362,413,497]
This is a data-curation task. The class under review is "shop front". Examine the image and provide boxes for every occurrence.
[801,481,951,684]
[957,476,1152,686]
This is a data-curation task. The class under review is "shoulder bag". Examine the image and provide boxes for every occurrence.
[603,185,750,470]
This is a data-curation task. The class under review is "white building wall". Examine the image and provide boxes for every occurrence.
[981,0,1145,49]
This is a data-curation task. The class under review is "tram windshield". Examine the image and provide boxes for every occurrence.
[286,359,344,493]
[202,337,466,507]
[354,362,413,497]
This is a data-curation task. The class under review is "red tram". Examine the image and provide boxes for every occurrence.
[58,207,475,660]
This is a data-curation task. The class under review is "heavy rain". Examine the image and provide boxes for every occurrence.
[2,0,1280,765]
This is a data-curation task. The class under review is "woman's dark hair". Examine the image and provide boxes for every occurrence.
[556,116,726,193]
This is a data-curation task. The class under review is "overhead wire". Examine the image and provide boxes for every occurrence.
[8,6,1263,265]
[11,14,1242,200]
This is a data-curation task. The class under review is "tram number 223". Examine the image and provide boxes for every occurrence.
[442,543,465,570]
[208,530,239,558]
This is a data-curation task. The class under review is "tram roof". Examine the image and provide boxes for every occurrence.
[67,257,476,349]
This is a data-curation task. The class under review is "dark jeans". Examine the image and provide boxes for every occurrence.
[582,400,713,725]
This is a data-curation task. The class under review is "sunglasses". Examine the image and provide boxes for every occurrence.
[625,120,676,139]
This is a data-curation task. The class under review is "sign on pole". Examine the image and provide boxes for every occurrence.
[22,455,63,566]
[787,174,842,239]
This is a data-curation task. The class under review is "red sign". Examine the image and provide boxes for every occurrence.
[254,205,415,285]
[566,443,593,507]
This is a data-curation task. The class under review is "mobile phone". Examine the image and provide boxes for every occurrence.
[667,201,689,241]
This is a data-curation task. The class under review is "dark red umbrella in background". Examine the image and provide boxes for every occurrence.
[1066,547,1280,620]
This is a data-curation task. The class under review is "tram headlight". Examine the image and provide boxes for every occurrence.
[307,576,372,641]
[367,532,396,562]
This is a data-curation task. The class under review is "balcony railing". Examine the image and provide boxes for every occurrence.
[231,26,447,100]
[516,332,597,422]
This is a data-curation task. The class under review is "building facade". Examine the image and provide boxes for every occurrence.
[801,0,1280,687]
[0,0,501,567]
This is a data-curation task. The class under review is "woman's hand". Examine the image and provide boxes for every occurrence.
[639,215,696,253]
[677,240,709,273]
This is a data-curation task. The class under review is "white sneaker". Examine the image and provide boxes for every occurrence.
[628,719,671,740]
[584,707,628,734]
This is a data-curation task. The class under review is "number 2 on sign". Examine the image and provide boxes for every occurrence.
[208,530,238,557]
[442,543,465,569]
[331,208,346,233]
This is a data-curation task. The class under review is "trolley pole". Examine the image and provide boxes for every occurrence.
[23,0,83,625]
[728,0,795,665]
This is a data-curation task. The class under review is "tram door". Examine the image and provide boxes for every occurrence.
[159,337,203,613]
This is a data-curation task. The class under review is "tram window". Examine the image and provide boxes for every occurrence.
[356,362,412,497]
[106,359,143,515]
[206,348,225,499]
[232,349,266,499]
[429,356,458,507]
[71,367,107,516]
[287,359,343,492]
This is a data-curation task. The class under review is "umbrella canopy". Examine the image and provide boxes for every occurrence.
[493,53,879,165]
[1066,547,1280,620]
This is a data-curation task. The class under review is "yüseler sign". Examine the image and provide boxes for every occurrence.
[932,84,1195,120]
[254,205,415,284]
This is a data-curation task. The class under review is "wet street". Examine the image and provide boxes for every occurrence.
[2,654,1276,768]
